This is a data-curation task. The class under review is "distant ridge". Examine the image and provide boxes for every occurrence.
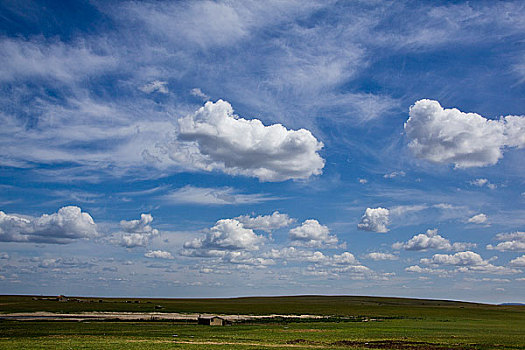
[1,294,513,317]
[500,303,525,306]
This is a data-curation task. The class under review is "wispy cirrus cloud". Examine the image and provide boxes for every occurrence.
[2,0,525,300]
[160,186,279,205]
[0,37,117,84]
[469,178,497,189]
[190,88,209,100]
[139,80,169,94]
[3,1,523,183]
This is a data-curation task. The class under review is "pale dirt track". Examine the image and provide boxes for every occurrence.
[125,339,471,350]
[0,311,328,322]
[127,339,328,348]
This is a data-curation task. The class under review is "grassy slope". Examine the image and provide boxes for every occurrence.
[1,294,522,316]
[0,295,524,349]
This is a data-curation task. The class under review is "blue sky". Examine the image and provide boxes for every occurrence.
[0,0,524,303]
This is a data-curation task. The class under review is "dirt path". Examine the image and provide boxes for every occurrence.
[0,311,330,322]
[127,339,328,348]
[131,340,473,350]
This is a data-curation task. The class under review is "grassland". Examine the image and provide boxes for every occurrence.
[0,295,524,349]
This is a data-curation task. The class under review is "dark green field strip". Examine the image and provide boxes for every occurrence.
[0,320,523,350]
[1,295,524,321]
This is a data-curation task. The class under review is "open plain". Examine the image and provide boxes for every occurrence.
[0,295,524,349]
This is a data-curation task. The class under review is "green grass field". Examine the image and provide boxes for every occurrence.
[0,295,524,349]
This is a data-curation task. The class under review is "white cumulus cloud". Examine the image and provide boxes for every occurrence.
[364,252,398,261]
[471,178,489,186]
[487,231,525,252]
[331,252,360,266]
[262,247,317,261]
[405,265,449,275]
[405,99,525,168]
[421,251,484,266]
[235,211,295,232]
[470,178,497,189]
[267,248,371,276]
[145,250,174,259]
[222,251,275,267]
[419,251,520,274]
[306,251,372,276]
[392,228,475,251]
[170,100,325,182]
[468,213,488,224]
[182,219,264,256]
[509,255,525,267]
[0,206,98,244]
[35,257,94,269]
[289,219,338,247]
[357,207,390,233]
[117,214,159,248]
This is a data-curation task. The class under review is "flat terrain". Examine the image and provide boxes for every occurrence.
[0,295,524,349]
